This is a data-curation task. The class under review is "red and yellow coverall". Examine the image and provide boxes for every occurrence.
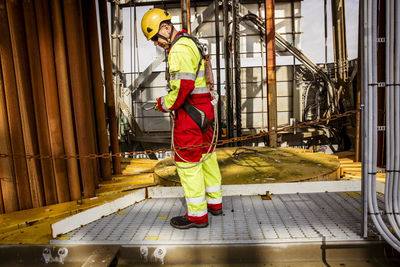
[157,30,222,224]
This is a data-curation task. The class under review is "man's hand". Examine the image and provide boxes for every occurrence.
[154,102,160,111]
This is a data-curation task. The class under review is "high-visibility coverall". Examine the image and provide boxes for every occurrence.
[157,30,222,224]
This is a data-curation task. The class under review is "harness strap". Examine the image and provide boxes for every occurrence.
[182,101,213,133]
[170,32,213,133]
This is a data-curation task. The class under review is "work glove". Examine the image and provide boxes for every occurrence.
[153,100,160,111]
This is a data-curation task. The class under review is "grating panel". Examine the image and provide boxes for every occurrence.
[52,192,382,245]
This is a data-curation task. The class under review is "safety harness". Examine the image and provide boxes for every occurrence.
[169,32,214,133]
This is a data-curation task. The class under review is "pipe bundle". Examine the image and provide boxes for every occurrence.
[0,0,113,213]
[361,0,400,253]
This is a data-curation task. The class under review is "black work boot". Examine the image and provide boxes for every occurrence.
[170,216,208,229]
[208,208,223,216]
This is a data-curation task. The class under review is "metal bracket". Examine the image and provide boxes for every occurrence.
[376,169,386,173]
[378,82,386,87]
[42,247,68,264]
[377,126,386,131]
[376,37,386,43]
[153,247,167,264]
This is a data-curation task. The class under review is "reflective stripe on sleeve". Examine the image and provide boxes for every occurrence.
[206,197,222,205]
[186,195,206,205]
[188,209,208,217]
[205,185,222,193]
[191,87,210,95]
[160,96,169,111]
[170,72,196,81]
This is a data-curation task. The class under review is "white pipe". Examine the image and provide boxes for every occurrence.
[365,0,400,252]
[360,0,369,238]
[384,0,400,238]
[393,0,400,229]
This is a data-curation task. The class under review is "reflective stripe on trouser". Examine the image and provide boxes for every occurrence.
[177,152,222,223]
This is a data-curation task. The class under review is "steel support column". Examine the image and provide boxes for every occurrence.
[265,0,277,147]
[233,0,242,140]
[99,0,122,174]
[181,0,191,33]
[111,2,123,136]
[214,0,222,138]
[223,0,233,141]
[49,0,82,200]
[331,0,349,96]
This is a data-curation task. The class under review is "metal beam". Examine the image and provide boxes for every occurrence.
[180,0,191,33]
[223,0,234,141]
[233,0,242,140]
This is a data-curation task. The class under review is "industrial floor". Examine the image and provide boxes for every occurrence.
[52,192,379,245]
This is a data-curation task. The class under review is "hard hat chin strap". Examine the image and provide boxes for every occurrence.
[157,25,174,45]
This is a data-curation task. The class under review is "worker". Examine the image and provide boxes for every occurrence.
[141,8,222,229]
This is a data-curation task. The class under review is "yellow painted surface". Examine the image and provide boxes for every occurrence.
[96,183,154,196]
[0,190,139,244]
[338,152,387,184]
[0,158,159,245]
[155,147,340,186]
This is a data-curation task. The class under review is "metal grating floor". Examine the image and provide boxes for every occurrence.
[52,192,381,245]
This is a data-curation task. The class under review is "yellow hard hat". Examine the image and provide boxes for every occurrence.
[141,8,172,40]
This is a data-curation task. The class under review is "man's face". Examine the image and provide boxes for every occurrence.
[151,24,170,50]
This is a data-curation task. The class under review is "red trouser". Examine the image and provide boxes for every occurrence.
[173,93,214,162]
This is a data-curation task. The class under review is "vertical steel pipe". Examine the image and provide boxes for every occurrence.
[49,0,82,200]
[331,0,349,86]
[34,0,70,203]
[223,0,233,141]
[265,0,277,147]
[0,0,32,210]
[99,0,121,174]
[7,0,45,208]
[384,0,400,237]
[22,0,56,205]
[214,0,222,138]
[181,0,191,33]
[83,0,112,180]
[63,0,97,197]
[0,60,19,213]
[359,0,367,237]
[111,2,122,131]
[392,0,400,229]
[232,0,242,140]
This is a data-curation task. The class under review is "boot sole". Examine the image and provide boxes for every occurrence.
[170,221,209,229]
[208,209,223,216]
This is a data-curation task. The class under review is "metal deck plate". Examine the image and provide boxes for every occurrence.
[52,192,381,245]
